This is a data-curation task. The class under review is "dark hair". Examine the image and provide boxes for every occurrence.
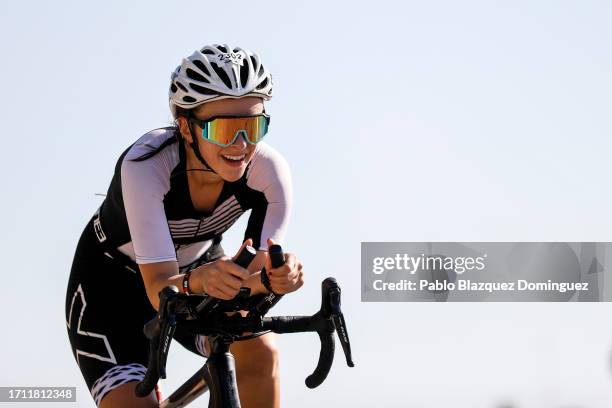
[131,106,191,162]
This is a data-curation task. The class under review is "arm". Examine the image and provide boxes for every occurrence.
[244,143,292,250]
[242,144,303,294]
[120,135,183,310]
[140,256,254,311]
[139,261,182,311]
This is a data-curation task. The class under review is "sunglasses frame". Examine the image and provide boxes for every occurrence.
[187,113,271,147]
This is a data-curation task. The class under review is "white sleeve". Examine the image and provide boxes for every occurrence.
[246,143,293,250]
[120,135,178,264]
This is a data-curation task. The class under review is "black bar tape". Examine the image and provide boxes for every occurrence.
[135,335,161,397]
[305,331,335,389]
[265,316,315,333]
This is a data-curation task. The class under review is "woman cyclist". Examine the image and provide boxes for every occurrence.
[65,44,304,408]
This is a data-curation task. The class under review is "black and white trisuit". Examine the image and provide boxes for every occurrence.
[65,127,292,405]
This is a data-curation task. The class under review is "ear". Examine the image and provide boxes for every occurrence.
[177,116,194,144]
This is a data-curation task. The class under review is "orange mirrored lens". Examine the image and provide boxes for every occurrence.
[207,116,268,145]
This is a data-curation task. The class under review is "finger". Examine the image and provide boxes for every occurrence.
[284,253,297,270]
[269,272,297,285]
[263,238,279,272]
[224,261,250,280]
[211,281,240,299]
[207,285,232,300]
[286,265,300,281]
[271,259,299,279]
[221,273,244,291]
[269,279,289,292]
[231,239,254,262]
[293,271,305,291]
[272,269,304,294]
[269,255,297,277]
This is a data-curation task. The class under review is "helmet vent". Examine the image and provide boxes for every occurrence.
[182,96,197,103]
[210,62,232,89]
[190,83,218,95]
[176,82,188,92]
[256,77,269,90]
[239,61,249,87]
[216,45,228,53]
[202,49,215,55]
[170,84,178,93]
[258,64,264,76]
[186,68,209,83]
[193,60,210,76]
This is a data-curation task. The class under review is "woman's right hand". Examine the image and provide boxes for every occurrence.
[189,241,252,299]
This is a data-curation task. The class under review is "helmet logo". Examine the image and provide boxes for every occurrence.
[218,52,244,65]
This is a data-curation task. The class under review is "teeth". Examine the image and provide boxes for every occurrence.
[222,154,245,161]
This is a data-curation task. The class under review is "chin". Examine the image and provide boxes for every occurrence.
[214,154,252,181]
[222,172,244,182]
[217,165,247,182]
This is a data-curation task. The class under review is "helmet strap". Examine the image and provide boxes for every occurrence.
[187,117,217,174]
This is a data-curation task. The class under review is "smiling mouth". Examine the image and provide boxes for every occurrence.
[221,154,246,162]
[220,153,247,167]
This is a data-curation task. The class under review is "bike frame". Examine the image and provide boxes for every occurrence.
[158,335,238,407]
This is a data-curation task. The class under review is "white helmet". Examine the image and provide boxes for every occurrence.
[169,44,273,117]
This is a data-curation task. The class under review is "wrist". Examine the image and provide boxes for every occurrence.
[182,270,193,294]
[260,267,276,295]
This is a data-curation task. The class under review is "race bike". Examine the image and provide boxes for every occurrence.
[135,245,354,407]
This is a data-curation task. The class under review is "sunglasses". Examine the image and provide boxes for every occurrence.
[188,113,270,147]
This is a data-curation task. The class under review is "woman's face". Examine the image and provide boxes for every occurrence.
[180,96,264,182]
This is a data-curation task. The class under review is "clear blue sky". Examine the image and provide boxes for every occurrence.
[1,1,612,407]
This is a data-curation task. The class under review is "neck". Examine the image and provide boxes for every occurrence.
[184,143,223,186]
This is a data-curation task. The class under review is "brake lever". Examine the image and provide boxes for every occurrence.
[157,286,179,379]
[142,286,179,342]
[321,278,355,368]
[135,286,180,397]
[332,313,354,367]
[157,315,176,379]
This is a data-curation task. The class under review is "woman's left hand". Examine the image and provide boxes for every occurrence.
[265,238,304,294]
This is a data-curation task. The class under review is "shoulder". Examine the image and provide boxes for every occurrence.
[120,128,181,194]
[123,127,178,160]
[243,142,292,199]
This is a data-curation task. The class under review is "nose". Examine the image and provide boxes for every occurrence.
[231,130,249,149]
